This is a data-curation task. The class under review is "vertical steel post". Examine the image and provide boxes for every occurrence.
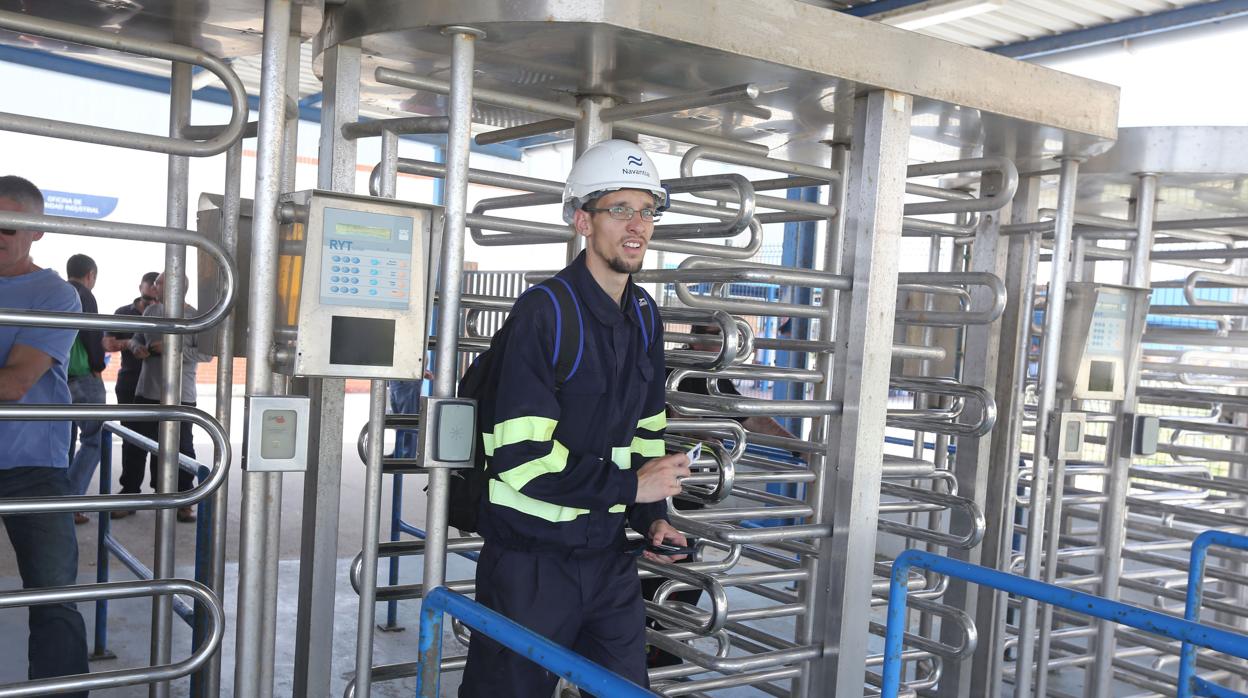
[151,59,192,698]
[234,1,292,695]
[292,29,359,698]
[1014,156,1081,698]
[413,25,483,698]
[977,176,1042,697]
[566,94,613,264]
[793,131,849,696]
[804,89,911,697]
[1087,173,1158,698]
[936,170,1010,698]
[198,135,243,698]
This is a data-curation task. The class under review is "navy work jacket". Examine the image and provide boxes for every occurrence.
[477,252,669,552]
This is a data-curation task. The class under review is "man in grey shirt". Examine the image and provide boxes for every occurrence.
[123,273,212,522]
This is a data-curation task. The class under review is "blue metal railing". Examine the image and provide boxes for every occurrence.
[95,426,214,696]
[416,586,656,697]
[1179,530,1248,698]
[882,547,1248,697]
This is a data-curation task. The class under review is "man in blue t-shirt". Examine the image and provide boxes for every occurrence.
[0,175,90,694]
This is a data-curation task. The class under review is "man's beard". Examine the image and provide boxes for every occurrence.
[607,254,643,274]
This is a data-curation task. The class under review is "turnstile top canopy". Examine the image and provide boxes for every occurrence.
[0,0,323,61]
[1077,127,1248,220]
[321,0,1120,168]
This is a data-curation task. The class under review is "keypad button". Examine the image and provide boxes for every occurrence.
[352,257,360,264]
[370,280,378,286]
[330,286,339,293]
[332,255,340,262]
[369,289,378,296]
[350,287,359,295]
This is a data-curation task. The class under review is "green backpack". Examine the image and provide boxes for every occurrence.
[68,335,90,377]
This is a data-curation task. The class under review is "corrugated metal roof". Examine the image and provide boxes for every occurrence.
[823,0,1211,50]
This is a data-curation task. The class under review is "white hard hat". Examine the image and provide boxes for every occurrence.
[561,139,667,224]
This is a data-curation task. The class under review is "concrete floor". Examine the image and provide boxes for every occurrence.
[0,392,774,697]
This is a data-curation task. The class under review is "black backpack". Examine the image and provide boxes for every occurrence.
[447,277,659,533]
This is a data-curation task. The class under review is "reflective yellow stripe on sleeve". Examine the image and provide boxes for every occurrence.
[494,416,557,450]
[637,411,667,432]
[631,437,664,458]
[488,479,589,522]
[498,440,570,492]
[611,446,631,470]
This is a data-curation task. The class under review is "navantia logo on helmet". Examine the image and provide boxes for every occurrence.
[627,155,644,166]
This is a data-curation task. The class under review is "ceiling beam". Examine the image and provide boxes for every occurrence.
[991,0,1248,60]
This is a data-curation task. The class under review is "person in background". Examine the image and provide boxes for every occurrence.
[123,272,212,523]
[64,253,107,524]
[102,271,157,520]
[0,174,90,695]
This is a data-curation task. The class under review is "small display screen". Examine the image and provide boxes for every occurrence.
[329,316,396,367]
[334,222,393,240]
[1087,359,1115,393]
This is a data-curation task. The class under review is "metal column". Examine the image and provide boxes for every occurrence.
[413,25,483,698]
[566,94,613,263]
[234,0,293,695]
[936,171,1011,698]
[1014,156,1082,698]
[1087,173,1159,697]
[151,59,192,698]
[804,89,911,697]
[291,19,359,698]
[978,176,1042,697]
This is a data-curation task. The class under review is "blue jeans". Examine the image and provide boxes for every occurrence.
[67,373,107,496]
[0,467,89,695]
[388,380,422,459]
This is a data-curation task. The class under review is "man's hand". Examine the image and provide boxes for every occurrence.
[635,453,691,504]
[643,520,689,563]
[130,343,150,360]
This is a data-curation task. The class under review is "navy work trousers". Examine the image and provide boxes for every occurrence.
[460,543,648,698]
[0,467,89,696]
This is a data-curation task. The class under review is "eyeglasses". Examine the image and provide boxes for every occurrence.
[582,205,662,222]
[0,229,15,236]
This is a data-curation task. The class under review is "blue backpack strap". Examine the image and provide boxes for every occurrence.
[543,277,584,386]
[630,284,659,351]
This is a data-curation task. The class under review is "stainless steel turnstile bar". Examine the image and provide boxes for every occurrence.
[0,10,247,155]
[235,0,294,695]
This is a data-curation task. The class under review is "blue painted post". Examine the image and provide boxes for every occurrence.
[384,472,405,630]
[190,463,212,698]
[93,430,112,659]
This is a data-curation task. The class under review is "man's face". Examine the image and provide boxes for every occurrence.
[0,196,42,278]
[576,189,656,275]
[139,279,155,299]
[152,274,165,300]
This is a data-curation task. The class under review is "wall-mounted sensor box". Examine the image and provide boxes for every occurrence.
[1053,411,1087,461]
[1057,283,1150,401]
[274,190,442,380]
[245,395,311,472]
[418,397,477,469]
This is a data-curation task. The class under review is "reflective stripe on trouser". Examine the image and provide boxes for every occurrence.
[459,543,648,698]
